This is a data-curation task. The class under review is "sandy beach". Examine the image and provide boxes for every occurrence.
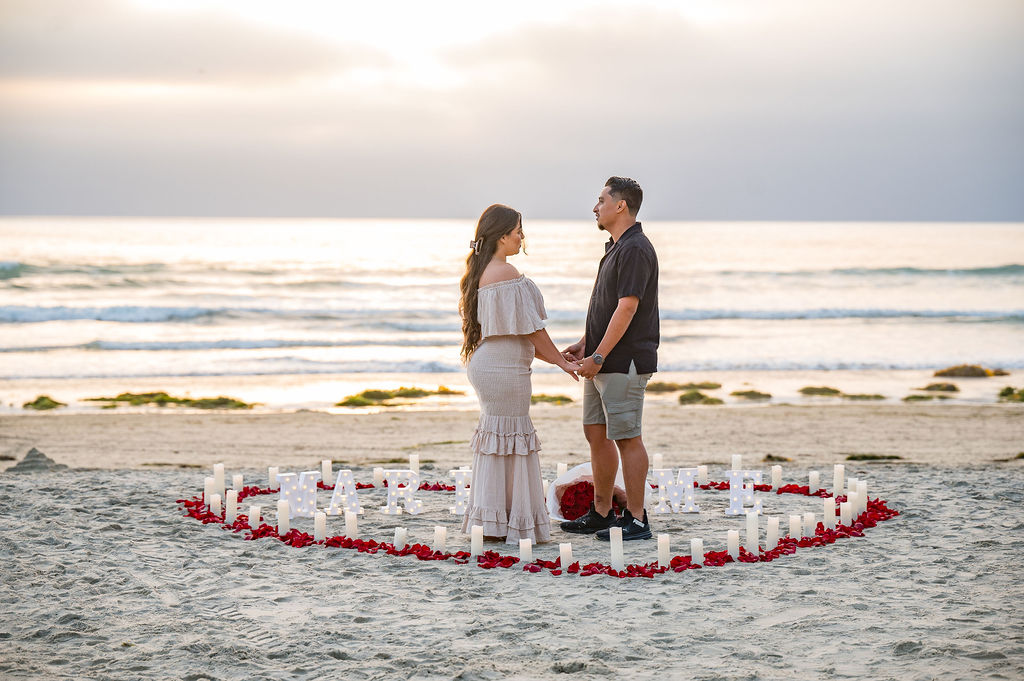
[2,404,1022,680]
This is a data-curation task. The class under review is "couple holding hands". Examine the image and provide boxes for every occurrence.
[458,176,660,547]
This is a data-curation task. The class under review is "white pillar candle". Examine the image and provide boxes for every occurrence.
[314,512,327,542]
[203,477,215,505]
[232,473,243,490]
[248,504,261,526]
[731,454,742,471]
[727,530,740,559]
[824,498,836,529]
[690,538,704,565]
[393,527,408,548]
[268,466,279,490]
[658,534,670,568]
[210,493,222,516]
[833,464,845,497]
[542,479,549,498]
[808,471,820,491]
[277,500,290,535]
[519,538,533,563]
[213,463,225,497]
[697,465,709,484]
[373,467,384,486]
[789,514,802,539]
[847,476,858,495]
[225,489,239,524]
[766,517,780,550]
[345,511,358,538]
[745,511,758,554]
[771,465,782,488]
[858,480,868,513]
[652,453,664,470]
[321,460,332,486]
[559,542,573,568]
[409,454,419,475]
[803,512,816,537]
[470,525,484,557]
[840,501,852,526]
[433,526,446,552]
[556,462,568,478]
[609,526,625,571]
[847,492,860,521]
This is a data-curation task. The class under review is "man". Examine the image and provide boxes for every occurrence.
[560,176,659,541]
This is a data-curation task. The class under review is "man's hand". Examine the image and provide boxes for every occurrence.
[562,340,585,362]
[579,355,600,380]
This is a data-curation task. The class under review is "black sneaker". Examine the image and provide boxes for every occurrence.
[596,509,652,541]
[560,504,617,534]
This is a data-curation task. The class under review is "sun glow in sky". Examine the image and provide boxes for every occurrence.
[1,0,1021,219]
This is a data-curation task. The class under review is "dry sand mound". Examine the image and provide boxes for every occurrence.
[6,447,68,474]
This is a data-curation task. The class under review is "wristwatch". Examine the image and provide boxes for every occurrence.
[592,353,604,366]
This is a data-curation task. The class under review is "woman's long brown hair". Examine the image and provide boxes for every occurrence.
[459,204,522,362]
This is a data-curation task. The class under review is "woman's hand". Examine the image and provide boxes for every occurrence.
[562,340,585,362]
[558,358,582,381]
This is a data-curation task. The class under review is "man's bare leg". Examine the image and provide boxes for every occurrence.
[585,423,619,515]
[615,435,649,519]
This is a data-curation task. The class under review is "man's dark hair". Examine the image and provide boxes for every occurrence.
[605,176,643,216]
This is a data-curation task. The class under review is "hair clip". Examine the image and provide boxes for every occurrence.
[469,239,481,254]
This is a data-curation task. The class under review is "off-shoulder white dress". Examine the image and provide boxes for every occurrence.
[462,275,552,545]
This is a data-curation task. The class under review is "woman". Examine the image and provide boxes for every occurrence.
[459,204,580,545]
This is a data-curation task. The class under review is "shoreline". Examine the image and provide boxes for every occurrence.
[2,402,1020,472]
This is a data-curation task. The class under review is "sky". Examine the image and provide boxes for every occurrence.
[1,0,1022,220]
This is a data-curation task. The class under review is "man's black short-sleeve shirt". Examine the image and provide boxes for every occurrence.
[584,223,659,374]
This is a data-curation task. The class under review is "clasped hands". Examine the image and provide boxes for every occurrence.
[558,341,600,380]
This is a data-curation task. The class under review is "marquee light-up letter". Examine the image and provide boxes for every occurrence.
[675,468,700,513]
[725,469,763,516]
[326,470,362,516]
[651,469,675,514]
[449,469,472,515]
[380,470,423,515]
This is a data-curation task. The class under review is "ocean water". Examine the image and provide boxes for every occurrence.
[1,218,1022,407]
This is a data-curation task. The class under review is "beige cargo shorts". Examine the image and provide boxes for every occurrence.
[582,360,652,441]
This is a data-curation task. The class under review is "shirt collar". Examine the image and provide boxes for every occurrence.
[605,222,643,252]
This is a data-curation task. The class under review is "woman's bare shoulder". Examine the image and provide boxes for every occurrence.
[478,262,521,287]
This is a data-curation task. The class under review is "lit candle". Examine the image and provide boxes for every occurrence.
[766,517,779,550]
[433,526,447,552]
[470,525,484,557]
[808,470,820,491]
[314,512,327,541]
[559,542,573,568]
[731,454,742,471]
[690,538,704,565]
[519,538,533,563]
[210,493,222,516]
[803,512,816,537]
[556,462,568,478]
[833,464,845,497]
[658,534,670,568]
[824,498,836,529]
[373,467,384,486]
[745,511,758,554]
[225,489,238,524]
[727,530,740,559]
[321,460,332,486]
[203,477,215,506]
[345,511,358,538]
[771,465,782,488]
[393,527,408,547]
[213,463,225,497]
[277,500,290,535]
[609,526,625,571]
[652,453,664,470]
[232,473,243,490]
[840,501,851,526]
[409,454,419,475]
[858,480,868,514]
[697,465,708,484]
[248,504,261,526]
[268,466,279,490]
[789,514,801,539]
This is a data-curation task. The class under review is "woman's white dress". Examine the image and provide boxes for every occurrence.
[462,275,552,545]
